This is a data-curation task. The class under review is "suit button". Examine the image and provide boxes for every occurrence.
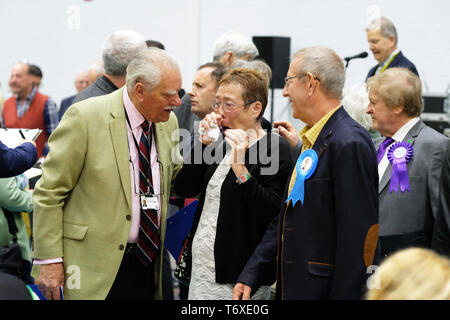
[126,214,131,221]
[119,244,125,250]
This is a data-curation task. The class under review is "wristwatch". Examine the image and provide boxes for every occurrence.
[236,172,251,184]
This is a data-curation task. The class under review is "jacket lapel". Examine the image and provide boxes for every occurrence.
[378,120,425,194]
[108,88,132,210]
[312,106,347,159]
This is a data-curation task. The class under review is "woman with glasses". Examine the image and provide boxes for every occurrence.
[174,68,293,300]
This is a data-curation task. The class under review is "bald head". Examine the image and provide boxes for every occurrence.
[74,72,90,93]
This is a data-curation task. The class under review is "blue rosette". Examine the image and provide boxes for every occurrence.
[286,149,318,207]
[387,141,414,193]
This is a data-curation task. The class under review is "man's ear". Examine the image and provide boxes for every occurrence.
[389,35,396,47]
[220,51,235,66]
[306,72,319,96]
[393,103,405,115]
[134,82,145,102]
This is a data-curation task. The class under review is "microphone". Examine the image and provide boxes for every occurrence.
[344,51,368,68]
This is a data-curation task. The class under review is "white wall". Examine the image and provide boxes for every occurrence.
[1,0,449,129]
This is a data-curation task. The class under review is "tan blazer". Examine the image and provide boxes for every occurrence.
[31,88,183,299]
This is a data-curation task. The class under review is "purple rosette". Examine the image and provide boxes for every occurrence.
[387,141,414,193]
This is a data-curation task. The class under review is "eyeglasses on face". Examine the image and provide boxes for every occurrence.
[213,99,256,113]
[284,73,321,85]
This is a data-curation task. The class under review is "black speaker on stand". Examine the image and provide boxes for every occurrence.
[252,36,291,123]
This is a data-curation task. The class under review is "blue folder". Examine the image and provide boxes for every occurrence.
[165,200,198,260]
[26,285,64,300]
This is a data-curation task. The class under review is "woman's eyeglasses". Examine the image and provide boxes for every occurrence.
[213,100,256,113]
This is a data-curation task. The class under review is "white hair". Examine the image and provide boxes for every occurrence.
[342,83,373,130]
[102,30,147,76]
[89,57,104,75]
[230,59,272,87]
[126,48,180,92]
[212,31,259,61]
[366,17,398,45]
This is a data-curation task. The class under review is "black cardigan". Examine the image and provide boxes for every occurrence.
[174,132,293,284]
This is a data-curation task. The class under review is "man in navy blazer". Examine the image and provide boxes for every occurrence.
[58,72,89,120]
[0,140,37,177]
[366,17,418,81]
[233,46,380,300]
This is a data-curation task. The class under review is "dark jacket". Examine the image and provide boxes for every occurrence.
[432,139,450,258]
[237,107,380,300]
[72,75,118,104]
[174,132,293,284]
[0,141,37,178]
[58,95,76,120]
[366,51,419,81]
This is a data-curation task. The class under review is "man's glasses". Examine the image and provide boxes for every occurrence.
[213,100,255,113]
[284,73,321,85]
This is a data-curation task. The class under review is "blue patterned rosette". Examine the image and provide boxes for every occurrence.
[387,141,414,193]
[286,149,318,207]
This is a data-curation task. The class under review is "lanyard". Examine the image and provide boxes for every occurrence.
[124,109,155,195]
[379,51,400,74]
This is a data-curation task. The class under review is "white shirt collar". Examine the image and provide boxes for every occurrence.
[391,117,420,142]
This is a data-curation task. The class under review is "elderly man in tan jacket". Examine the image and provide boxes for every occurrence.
[31,48,183,300]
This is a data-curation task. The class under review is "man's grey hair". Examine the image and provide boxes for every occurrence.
[366,17,398,45]
[293,46,345,99]
[230,59,272,87]
[102,30,147,76]
[212,31,259,61]
[126,48,180,92]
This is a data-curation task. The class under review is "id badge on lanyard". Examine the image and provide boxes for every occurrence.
[141,194,160,211]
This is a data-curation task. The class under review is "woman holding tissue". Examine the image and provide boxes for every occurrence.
[174,68,293,300]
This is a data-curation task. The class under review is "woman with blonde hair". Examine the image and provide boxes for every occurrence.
[367,247,450,300]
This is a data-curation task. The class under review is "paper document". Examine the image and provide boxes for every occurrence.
[0,128,42,148]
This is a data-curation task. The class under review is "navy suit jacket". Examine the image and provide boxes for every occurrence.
[366,51,419,81]
[72,75,118,105]
[58,95,75,120]
[0,141,37,178]
[237,107,380,299]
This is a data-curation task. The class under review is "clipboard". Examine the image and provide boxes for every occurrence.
[165,200,198,260]
[0,128,42,148]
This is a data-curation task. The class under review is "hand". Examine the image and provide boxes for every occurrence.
[37,262,64,300]
[199,112,223,145]
[224,129,249,166]
[232,283,252,300]
[20,139,36,148]
[273,120,299,148]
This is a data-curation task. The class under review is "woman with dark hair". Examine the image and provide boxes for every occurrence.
[174,68,293,300]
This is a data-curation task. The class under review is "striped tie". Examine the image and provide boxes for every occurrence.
[136,120,160,267]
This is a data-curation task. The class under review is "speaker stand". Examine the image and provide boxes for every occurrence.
[270,87,274,124]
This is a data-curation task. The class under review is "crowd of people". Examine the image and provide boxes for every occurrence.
[0,16,449,301]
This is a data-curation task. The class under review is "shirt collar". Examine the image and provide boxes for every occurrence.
[122,87,149,129]
[17,85,37,102]
[300,105,341,147]
[391,117,420,142]
[380,48,400,67]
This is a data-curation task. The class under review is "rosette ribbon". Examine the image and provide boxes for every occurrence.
[387,141,414,193]
[286,149,318,207]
